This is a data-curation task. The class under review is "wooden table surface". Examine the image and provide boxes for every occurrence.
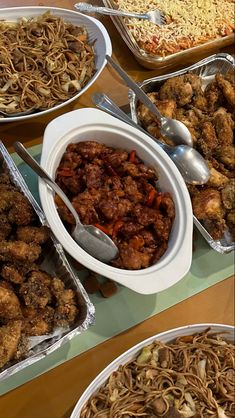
[0,1,234,416]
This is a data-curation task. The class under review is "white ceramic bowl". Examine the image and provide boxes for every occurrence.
[70,323,235,417]
[0,7,112,123]
[39,108,193,295]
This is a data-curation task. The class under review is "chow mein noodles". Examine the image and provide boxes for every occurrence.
[81,329,235,417]
[0,12,96,115]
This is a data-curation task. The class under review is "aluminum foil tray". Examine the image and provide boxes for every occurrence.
[0,141,95,381]
[129,53,235,254]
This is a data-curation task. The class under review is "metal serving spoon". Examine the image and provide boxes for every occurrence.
[74,3,166,25]
[105,55,193,147]
[13,141,119,263]
[92,93,210,185]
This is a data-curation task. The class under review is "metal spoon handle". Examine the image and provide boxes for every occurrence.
[105,55,163,122]
[74,3,148,19]
[92,93,167,151]
[13,141,82,226]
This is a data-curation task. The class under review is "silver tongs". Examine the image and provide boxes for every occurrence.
[74,3,166,25]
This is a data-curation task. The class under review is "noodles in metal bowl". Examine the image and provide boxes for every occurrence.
[70,324,235,417]
[0,6,112,123]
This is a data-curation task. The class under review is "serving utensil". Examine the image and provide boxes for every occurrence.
[105,55,193,147]
[92,92,210,185]
[13,141,118,263]
[74,3,166,25]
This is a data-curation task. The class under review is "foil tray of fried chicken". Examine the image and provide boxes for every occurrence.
[0,141,95,381]
[129,53,235,254]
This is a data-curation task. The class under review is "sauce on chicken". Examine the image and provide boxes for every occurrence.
[55,141,175,269]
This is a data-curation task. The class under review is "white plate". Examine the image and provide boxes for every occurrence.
[0,6,112,123]
[39,108,193,295]
[70,323,235,417]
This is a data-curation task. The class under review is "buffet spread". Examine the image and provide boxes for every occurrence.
[0,2,234,416]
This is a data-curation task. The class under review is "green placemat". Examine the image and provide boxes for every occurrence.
[0,144,234,395]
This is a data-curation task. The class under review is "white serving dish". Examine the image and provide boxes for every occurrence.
[0,6,112,123]
[70,323,235,417]
[39,108,193,295]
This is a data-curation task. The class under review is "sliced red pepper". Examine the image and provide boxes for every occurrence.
[145,189,157,207]
[154,193,162,209]
[57,168,74,177]
[94,223,111,236]
[129,150,136,163]
[112,220,124,238]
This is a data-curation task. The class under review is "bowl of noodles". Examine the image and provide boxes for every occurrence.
[70,323,235,417]
[0,6,112,122]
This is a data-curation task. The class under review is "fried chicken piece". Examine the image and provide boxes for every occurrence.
[221,180,235,210]
[0,187,34,225]
[22,306,54,336]
[51,278,78,327]
[16,226,50,244]
[197,121,218,157]
[0,285,22,320]
[0,213,11,240]
[224,70,235,86]
[0,189,16,213]
[159,74,202,106]
[192,94,208,111]
[192,188,225,221]
[8,193,35,225]
[0,173,11,185]
[204,79,224,112]
[227,212,235,241]
[227,210,235,225]
[155,98,176,118]
[54,304,78,327]
[206,162,230,189]
[216,145,235,170]
[0,320,22,368]
[51,278,76,304]
[216,73,235,107]
[1,264,25,284]
[28,270,52,287]
[19,274,52,309]
[227,210,235,241]
[184,73,203,95]
[0,241,41,264]
[0,280,14,291]
[210,156,234,178]
[51,277,65,295]
[159,76,193,106]
[213,108,233,145]
[203,218,227,240]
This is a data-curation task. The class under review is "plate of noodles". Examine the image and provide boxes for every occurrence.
[71,323,235,417]
[0,6,112,122]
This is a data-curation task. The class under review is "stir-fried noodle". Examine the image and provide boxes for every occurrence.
[81,329,235,417]
[0,12,95,114]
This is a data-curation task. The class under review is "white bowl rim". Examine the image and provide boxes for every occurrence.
[39,108,193,294]
[0,6,112,123]
[70,323,235,417]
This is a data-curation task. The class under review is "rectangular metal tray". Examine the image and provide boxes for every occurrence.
[0,141,95,381]
[102,0,234,70]
[129,53,235,254]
